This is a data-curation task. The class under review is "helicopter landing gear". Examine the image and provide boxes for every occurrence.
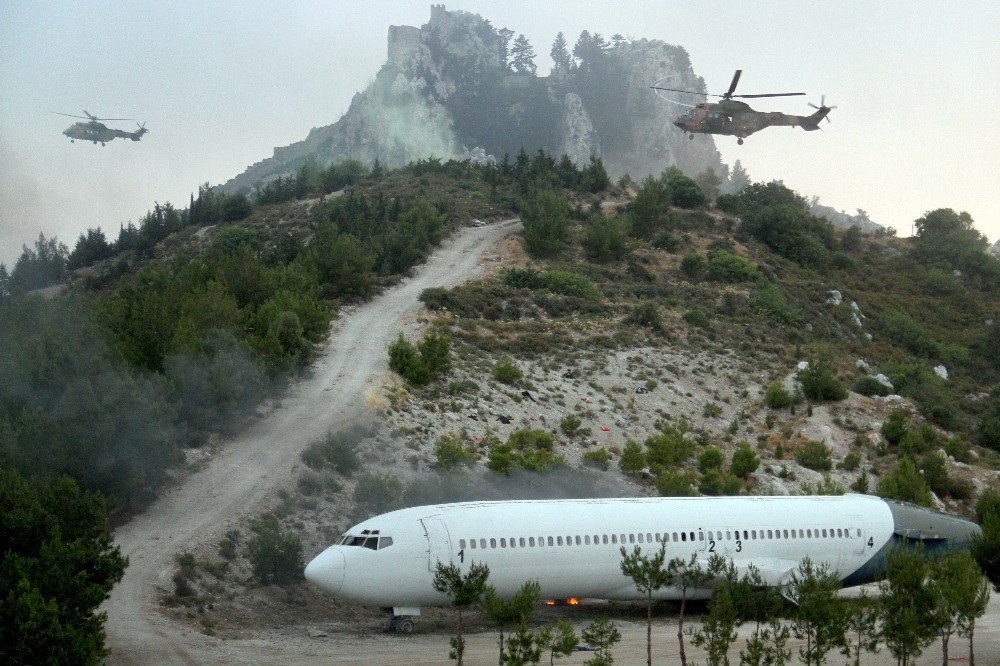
[737,138,744,145]
[101,142,106,147]
[70,139,74,143]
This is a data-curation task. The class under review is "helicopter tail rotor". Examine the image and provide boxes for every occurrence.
[807,95,836,122]
[801,96,835,130]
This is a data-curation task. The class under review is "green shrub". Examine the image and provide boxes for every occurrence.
[434,434,477,471]
[507,429,555,451]
[705,250,760,282]
[796,441,833,471]
[730,443,760,479]
[582,448,610,470]
[353,472,403,516]
[491,356,523,384]
[878,310,942,358]
[899,424,940,458]
[699,469,741,495]
[625,302,662,331]
[619,440,645,476]
[522,190,570,258]
[764,381,794,409]
[881,409,909,446]
[247,516,303,585]
[749,281,800,325]
[301,432,361,476]
[838,452,862,471]
[702,402,723,418]
[680,253,704,278]
[877,458,932,507]
[655,469,700,496]
[652,231,681,252]
[698,446,725,473]
[798,357,847,401]
[560,413,582,436]
[645,427,695,469]
[388,333,431,385]
[539,270,600,300]
[683,309,710,328]
[581,216,629,263]
[853,375,891,397]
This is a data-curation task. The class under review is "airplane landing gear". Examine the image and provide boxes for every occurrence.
[383,606,420,633]
[384,615,415,633]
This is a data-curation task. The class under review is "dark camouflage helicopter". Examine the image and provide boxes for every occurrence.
[54,111,148,146]
[652,70,833,144]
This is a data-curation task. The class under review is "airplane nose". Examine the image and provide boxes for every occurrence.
[305,548,345,594]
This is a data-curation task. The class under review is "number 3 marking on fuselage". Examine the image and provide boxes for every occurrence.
[735,539,742,552]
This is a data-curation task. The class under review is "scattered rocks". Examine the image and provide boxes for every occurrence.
[826,290,843,306]
[933,365,949,380]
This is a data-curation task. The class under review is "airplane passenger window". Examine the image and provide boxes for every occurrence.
[575,536,582,545]
[378,537,393,549]
[673,532,679,542]
[603,535,609,544]
[557,536,564,546]
[726,531,731,540]
[612,535,618,544]
[470,539,476,549]
[690,532,695,542]
[636,533,643,544]
[806,530,812,538]
[585,535,591,545]
[799,529,804,538]
[743,530,749,540]
[567,535,573,544]
[716,531,722,540]
[647,533,653,543]
[751,531,757,540]
[520,538,526,547]
[822,529,827,538]
[783,530,789,538]
[698,531,704,541]
[547,537,554,546]
[856,529,861,537]
[490,538,496,548]
[621,534,627,543]
[594,534,600,544]
[529,537,535,547]
[767,530,773,539]
[500,538,507,548]
[837,529,842,538]
[459,539,466,549]
[681,532,687,542]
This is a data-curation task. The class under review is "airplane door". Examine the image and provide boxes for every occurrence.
[421,517,452,572]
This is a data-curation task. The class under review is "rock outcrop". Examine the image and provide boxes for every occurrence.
[222,6,723,194]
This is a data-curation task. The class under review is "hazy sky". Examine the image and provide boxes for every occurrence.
[2,1,998,265]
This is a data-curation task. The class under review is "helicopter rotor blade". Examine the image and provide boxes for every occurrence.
[52,112,92,120]
[733,92,806,98]
[724,70,742,98]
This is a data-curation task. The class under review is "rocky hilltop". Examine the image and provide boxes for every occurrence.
[222,5,723,194]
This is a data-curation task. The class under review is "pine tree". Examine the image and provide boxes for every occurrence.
[550,32,572,72]
[726,160,751,194]
[619,541,670,665]
[510,35,537,75]
[433,561,490,666]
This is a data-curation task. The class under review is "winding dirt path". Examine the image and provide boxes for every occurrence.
[103,220,519,665]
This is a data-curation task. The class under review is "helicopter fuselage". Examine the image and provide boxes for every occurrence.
[62,121,145,145]
[673,100,828,143]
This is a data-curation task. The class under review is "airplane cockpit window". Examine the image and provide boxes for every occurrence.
[339,529,392,550]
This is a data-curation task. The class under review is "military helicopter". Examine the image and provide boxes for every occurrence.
[651,70,833,144]
[54,111,148,146]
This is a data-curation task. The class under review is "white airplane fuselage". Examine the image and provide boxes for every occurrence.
[305,495,979,614]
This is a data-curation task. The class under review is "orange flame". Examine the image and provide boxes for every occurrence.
[567,597,580,605]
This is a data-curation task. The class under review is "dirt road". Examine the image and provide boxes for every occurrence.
[102,219,519,665]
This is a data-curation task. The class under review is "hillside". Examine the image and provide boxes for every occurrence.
[3,148,1000,662]
[221,5,723,195]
